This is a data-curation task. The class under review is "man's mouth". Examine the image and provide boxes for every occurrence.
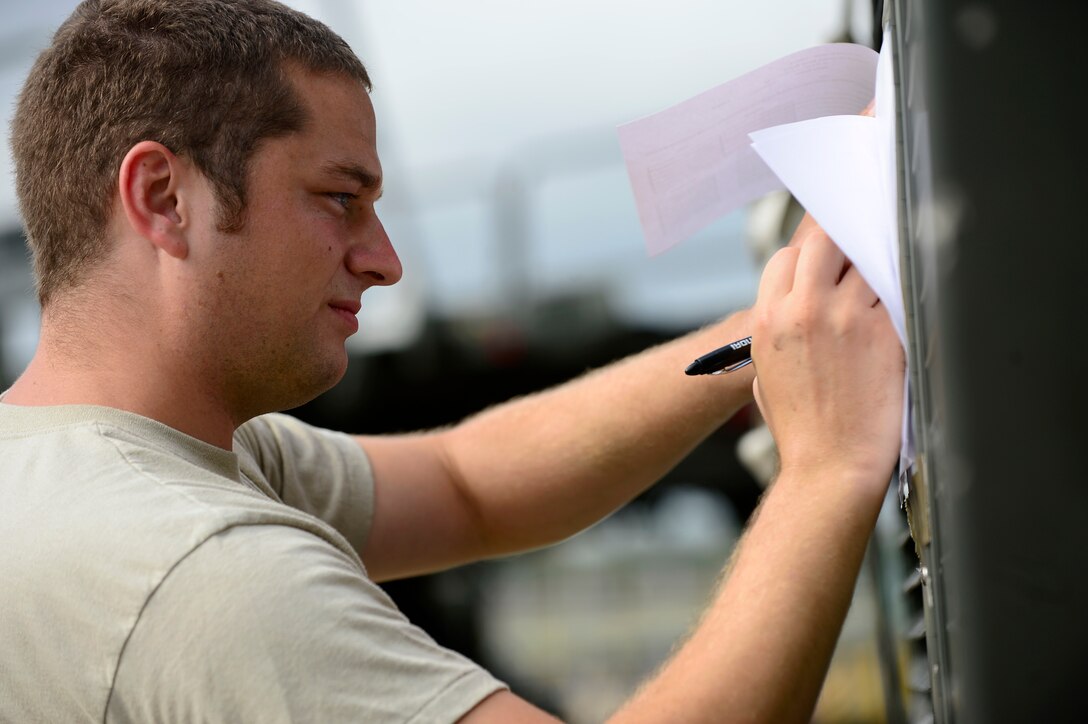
[329,299,362,315]
[328,300,361,332]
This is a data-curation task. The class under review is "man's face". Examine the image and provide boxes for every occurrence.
[193,66,401,417]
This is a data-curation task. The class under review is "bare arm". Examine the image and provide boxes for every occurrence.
[614,224,903,722]
[458,467,886,724]
[358,310,756,582]
[358,214,826,582]
[462,221,904,722]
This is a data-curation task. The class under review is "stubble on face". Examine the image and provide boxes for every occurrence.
[202,252,351,421]
[189,70,382,421]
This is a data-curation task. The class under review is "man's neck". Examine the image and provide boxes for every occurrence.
[4,328,237,450]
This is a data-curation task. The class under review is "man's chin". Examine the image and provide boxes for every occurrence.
[259,355,350,416]
[302,357,350,403]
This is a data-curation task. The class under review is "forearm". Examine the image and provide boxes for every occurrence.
[437,309,756,555]
[459,212,905,723]
[606,221,908,722]
[610,467,888,724]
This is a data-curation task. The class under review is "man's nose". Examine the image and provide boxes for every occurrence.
[347,217,402,286]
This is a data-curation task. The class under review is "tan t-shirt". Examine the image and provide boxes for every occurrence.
[0,403,505,723]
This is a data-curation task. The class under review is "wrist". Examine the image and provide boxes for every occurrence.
[773,461,892,512]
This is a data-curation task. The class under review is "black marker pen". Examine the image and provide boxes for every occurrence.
[684,336,753,376]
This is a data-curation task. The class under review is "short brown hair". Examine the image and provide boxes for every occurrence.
[11,0,371,306]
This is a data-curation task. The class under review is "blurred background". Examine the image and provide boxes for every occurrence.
[1,1,911,722]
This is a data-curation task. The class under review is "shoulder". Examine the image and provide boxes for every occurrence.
[234,412,372,490]
[234,413,376,553]
[234,412,362,462]
[109,524,506,724]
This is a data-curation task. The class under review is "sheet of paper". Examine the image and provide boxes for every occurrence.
[748,29,914,483]
[618,31,915,482]
[750,116,901,341]
[617,43,878,256]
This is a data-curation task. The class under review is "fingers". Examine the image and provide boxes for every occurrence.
[752,377,763,413]
[837,264,880,308]
[767,215,875,311]
[786,212,821,249]
[861,98,875,117]
[792,226,846,296]
[756,246,800,305]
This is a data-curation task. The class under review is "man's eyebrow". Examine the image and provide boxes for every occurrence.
[322,161,383,196]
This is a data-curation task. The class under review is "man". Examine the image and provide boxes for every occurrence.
[0,1,904,722]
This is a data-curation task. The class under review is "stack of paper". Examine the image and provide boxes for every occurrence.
[618,33,914,483]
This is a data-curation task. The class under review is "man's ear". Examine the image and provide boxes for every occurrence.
[117,141,191,260]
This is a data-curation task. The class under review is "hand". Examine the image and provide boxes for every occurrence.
[750,223,903,493]
[786,211,822,249]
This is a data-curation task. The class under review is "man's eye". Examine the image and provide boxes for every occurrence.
[328,192,357,209]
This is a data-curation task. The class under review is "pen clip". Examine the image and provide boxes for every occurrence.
[710,357,754,375]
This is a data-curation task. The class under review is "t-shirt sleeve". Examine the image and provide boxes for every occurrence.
[234,413,375,554]
[106,525,507,724]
